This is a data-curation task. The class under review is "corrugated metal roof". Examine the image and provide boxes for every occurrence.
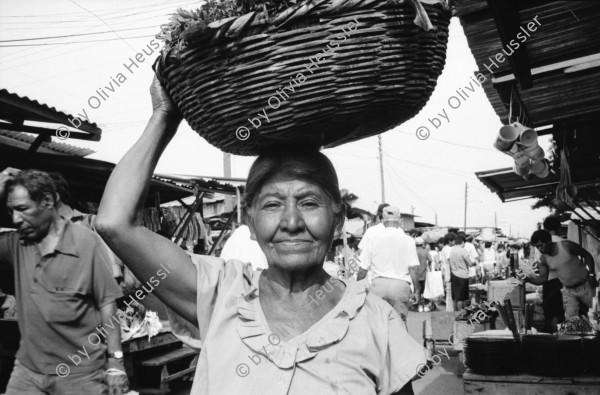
[476,167,560,202]
[0,88,102,140]
[456,1,600,128]
[0,129,94,157]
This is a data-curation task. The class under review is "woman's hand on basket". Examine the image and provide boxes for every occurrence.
[150,75,182,121]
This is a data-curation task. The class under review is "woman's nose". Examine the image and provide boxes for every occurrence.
[280,203,305,232]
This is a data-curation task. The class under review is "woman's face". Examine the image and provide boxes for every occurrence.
[248,176,341,271]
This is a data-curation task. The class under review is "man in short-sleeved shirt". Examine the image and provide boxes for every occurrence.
[448,235,473,311]
[357,206,419,323]
[0,169,124,394]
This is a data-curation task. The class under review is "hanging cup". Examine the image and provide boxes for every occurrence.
[521,143,544,160]
[496,124,519,151]
[531,159,550,178]
[512,122,537,147]
[513,151,530,166]
[513,160,531,176]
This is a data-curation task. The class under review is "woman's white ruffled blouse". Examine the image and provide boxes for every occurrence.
[167,255,428,394]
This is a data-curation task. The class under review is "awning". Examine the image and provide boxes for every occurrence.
[476,167,560,202]
[0,88,101,142]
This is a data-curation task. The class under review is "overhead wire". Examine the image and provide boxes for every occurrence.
[0,26,160,42]
[0,34,156,47]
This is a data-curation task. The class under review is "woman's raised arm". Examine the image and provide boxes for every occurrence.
[96,77,197,324]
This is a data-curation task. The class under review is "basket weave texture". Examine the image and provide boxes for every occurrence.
[154,0,451,155]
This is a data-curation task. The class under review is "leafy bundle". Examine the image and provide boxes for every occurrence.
[157,0,297,50]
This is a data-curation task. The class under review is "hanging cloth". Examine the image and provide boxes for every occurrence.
[556,150,577,209]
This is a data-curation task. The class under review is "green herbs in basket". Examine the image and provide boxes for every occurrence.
[157,0,297,50]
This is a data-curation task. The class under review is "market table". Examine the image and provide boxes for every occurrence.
[122,321,198,395]
[463,369,600,395]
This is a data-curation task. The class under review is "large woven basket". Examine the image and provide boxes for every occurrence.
[154,0,451,155]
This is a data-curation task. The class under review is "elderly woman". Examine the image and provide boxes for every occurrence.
[95,78,427,395]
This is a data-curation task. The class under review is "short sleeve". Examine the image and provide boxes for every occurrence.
[167,254,247,351]
[91,242,122,308]
[381,310,429,393]
[358,227,372,251]
[358,244,371,270]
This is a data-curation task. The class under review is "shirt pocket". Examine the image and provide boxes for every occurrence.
[30,288,87,324]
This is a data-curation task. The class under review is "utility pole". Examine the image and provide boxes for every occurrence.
[494,212,497,229]
[410,205,416,215]
[378,135,385,203]
[435,211,438,226]
[464,182,468,232]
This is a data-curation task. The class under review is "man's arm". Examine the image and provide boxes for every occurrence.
[520,256,548,285]
[96,77,198,324]
[101,302,123,360]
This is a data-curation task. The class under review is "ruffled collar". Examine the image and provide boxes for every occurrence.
[236,264,367,369]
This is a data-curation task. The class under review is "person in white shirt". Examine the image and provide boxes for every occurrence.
[357,206,419,323]
[220,224,268,270]
[461,234,480,283]
[481,241,497,274]
[357,203,389,253]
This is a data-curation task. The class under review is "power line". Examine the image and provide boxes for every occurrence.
[0,34,156,47]
[0,0,188,20]
[66,0,137,51]
[0,26,159,42]
[394,129,497,152]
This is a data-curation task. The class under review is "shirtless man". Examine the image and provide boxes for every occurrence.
[518,229,597,319]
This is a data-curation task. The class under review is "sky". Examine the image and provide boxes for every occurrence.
[0,0,552,238]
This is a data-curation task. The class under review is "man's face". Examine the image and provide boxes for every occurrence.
[7,185,54,241]
[534,240,552,254]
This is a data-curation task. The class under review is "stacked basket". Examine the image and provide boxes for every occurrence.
[154,0,451,155]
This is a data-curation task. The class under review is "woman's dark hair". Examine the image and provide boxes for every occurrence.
[485,241,492,248]
[7,170,57,204]
[531,229,551,244]
[244,148,342,212]
[455,235,465,244]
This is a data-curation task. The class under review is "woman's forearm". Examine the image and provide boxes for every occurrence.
[96,112,199,323]
[97,112,180,226]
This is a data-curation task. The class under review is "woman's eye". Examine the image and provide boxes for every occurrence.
[263,202,281,210]
[300,200,319,208]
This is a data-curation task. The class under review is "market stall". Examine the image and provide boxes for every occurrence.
[456,0,600,391]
